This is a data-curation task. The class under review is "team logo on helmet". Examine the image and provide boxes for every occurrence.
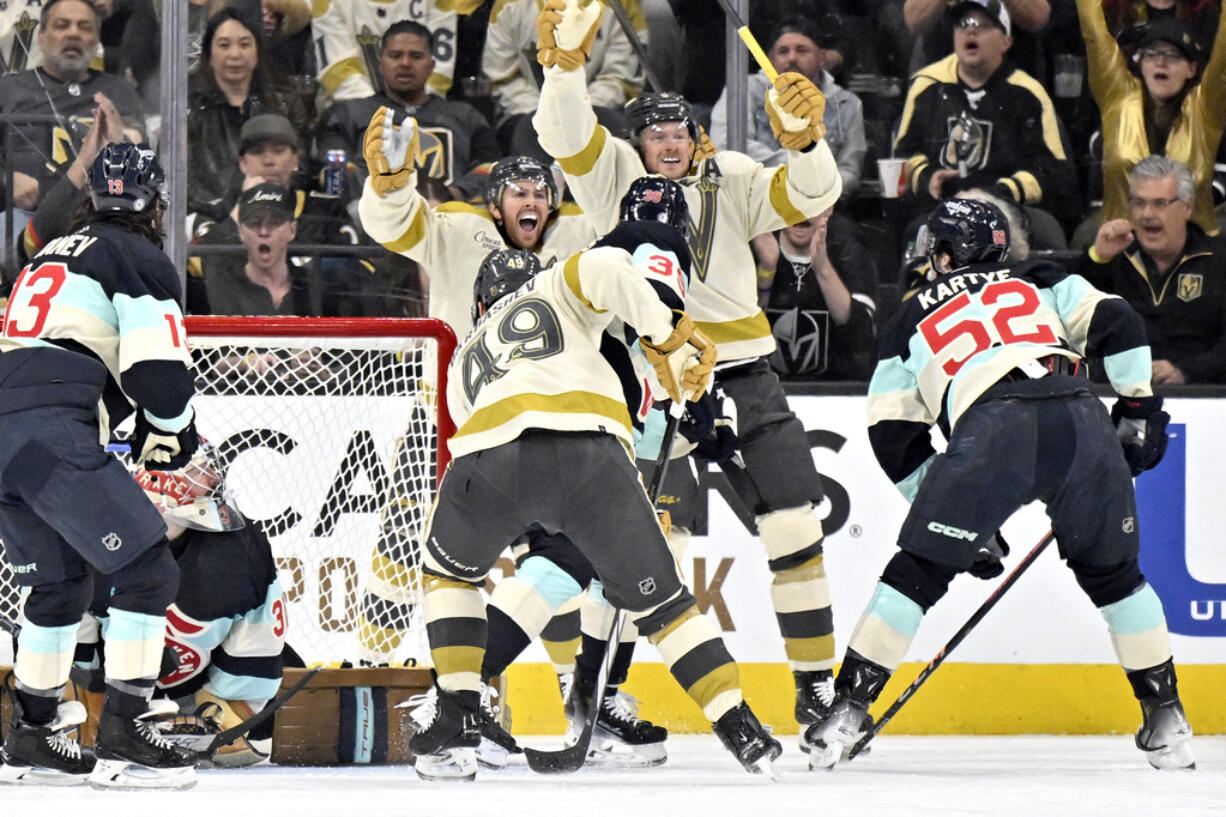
[618,176,690,238]
[471,248,544,322]
[89,142,164,214]
[923,198,1010,273]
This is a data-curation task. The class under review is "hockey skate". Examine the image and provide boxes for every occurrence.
[1136,697,1195,770]
[89,699,197,790]
[476,682,521,769]
[406,683,480,781]
[0,701,95,786]
[712,702,782,777]
[566,676,668,768]
[803,697,871,770]
[794,669,836,727]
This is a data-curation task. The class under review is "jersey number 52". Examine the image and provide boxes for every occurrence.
[917,279,1058,376]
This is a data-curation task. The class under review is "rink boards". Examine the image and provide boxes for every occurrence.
[505,395,1226,736]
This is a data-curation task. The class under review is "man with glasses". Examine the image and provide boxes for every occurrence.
[1076,3,1226,237]
[893,0,1077,239]
[1080,155,1226,384]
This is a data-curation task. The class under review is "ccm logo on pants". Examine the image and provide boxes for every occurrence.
[928,522,979,541]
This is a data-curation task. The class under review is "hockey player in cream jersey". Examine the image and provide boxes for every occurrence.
[359,109,598,337]
[531,0,846,739]
[407,244,782,780]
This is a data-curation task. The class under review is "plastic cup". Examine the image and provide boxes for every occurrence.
[877,158,908,199]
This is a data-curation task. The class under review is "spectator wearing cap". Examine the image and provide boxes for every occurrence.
[318,20,501,203]
[196,181,338,316]
[186,6,310,216]
[1077,0,1226,236]
[892,0,1078,244]
[903,0,1050,78]
[710,16,867,198]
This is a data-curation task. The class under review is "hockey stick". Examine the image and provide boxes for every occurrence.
[198,664,323,760]
[845,529,1057,760]
[711,0,779,81]
[524,403,684,774]
[605,0,665,92]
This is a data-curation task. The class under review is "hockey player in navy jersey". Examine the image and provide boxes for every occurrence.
[805,198,1195,771]
[407,235,781,780]
[0,143,200,789]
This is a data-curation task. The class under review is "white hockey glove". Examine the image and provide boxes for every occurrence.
[537,0,603,71]
[362,107,419,196]
[130,409,198,470]
[640,311,717,404]
[765,71,827,151]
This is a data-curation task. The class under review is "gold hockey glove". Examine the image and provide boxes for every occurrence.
[693,124,717,162]
[363,106,419,196]
[764,71,826,151]
[537,0,603,71]
[641,311,717,403]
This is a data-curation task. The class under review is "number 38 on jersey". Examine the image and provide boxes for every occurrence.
[917,277,1060,377]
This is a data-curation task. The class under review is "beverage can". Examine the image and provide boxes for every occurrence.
[324,150,347,196]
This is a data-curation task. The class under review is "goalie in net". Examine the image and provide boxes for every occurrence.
[74,440,287,768]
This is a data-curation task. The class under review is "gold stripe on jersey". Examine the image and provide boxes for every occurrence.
[557,125,608,178]
[384,206,428,254]
[453,390,633,440]
[312,0,329,15]
[768,166,807,226]
[563,255,606,313]
[320,57,365,97]
[695,311,771,345]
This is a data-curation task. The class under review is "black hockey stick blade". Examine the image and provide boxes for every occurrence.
[524,409,683,773]
[200,664,323,759]
[845,530,1056,761]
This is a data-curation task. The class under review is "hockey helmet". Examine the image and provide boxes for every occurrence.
[625,92,699,147]
[472,248,544,322]
[619,176,690,238]
[485,155,558,211]
[923,198,1010,272]
[89,142,165,214]
[135,441,245,532]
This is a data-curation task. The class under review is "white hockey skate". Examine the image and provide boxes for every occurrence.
[405,685,480,781]
[0,701,95,786]
[804,699,870,770]
[1137,697,1196,770]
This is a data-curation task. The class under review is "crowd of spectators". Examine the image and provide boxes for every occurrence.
[1,0,1225,383]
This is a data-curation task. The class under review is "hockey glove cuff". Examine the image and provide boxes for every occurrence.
[1111,396,1170,477]
[680,389,740,463]
[131,409,198,470]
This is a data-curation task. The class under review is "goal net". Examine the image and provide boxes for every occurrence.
[0,316,456,668]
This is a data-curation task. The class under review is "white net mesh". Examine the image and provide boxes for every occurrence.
[0,317,455,668]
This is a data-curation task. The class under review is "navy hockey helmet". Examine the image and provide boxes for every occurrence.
[485,155,558,211]
[619,176,690,238]
[89,142,164,214]
[472,248,544,321]
[625,92,699,147]
[923,198,1010,272]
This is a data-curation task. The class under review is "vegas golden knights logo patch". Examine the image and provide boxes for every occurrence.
[687,161,722,282]
[1177,273,1203,303]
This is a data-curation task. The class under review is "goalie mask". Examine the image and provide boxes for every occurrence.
[136,442,245,532]
[922,198,1010,276]
[472,248,544,321]
[619,176,690,238]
